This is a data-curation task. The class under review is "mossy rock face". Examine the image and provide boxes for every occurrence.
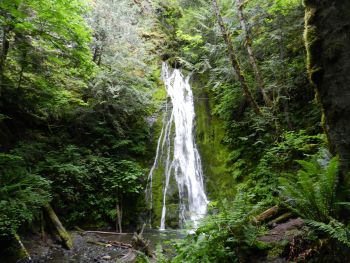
[164,203,180,228]
[190,75,234,201]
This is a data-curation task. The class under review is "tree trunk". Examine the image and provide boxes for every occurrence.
[212,0,262,115]
[92,45,100,62]
[44,204,73,249]
[304,0,350,181]
[0,28,10,73]
[40,210,46,241]
[0,27,10,95]
[236,0,272,107]
[116,199,122,233]
[14,233,31,262]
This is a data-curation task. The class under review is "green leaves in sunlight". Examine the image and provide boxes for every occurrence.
[0,0,93,119]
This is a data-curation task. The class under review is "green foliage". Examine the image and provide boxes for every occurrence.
[279,154,350,247]
[0,0,159,232]
[0,0,93,119]
[172,193,266,262]
[34,144,144,226]
[0,153,51,236]
[279,156,343,222]
[307,219,350,247]
[228,129,325,207]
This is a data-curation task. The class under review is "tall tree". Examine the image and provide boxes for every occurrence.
[304,0,350,179]
[212,0,262,115]
[236,0,272,107]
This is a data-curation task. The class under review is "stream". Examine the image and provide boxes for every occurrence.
[24,229,184,262]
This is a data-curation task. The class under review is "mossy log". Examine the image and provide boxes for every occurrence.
[268,212,293,226]
[253,205,280,223]
[44,204,73,250]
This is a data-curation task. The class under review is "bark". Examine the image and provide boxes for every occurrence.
[0,27,10,95]
[304,0,350,180]
[212,0,262,115]
[92,45,100,62]
[236,0,272,107]
[40,210,46,241]
[0,27,10,73]
[116,200,122,233]
[44,204,73,249]
[14,233,31,262]
[93,45,103,66]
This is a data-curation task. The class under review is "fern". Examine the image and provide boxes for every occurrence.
[306,219,350,247]
[172,193,266,262]
[279,156,344,222]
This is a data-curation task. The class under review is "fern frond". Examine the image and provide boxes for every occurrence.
[306,219,350,247]
[279,156,340,222]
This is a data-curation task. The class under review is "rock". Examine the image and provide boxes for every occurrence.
[101,255,111,260]
[258,218,304,243]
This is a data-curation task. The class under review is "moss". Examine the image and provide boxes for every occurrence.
[147,91,180,227]
[152,83,167,102]
[304,7,322,88]
[191,76,234,201]
[45,204,73,249]
[266,239,289,260]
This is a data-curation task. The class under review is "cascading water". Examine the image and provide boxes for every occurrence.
[146,63,208,230]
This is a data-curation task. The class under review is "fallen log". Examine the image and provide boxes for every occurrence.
[87,240,109,247]
[74,226,85,234]
[88,239,133,249]
[84,230,132,235]
[253,205,279,223]
[268,212,293,226]
[109,241,133,249]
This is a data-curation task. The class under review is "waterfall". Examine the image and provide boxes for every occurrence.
[147,63,208,230]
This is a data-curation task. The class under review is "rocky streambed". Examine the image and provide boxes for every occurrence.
[16,229,184,263]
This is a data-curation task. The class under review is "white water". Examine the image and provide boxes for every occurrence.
[147,63,208,230]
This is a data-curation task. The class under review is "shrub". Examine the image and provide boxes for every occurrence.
[0,154,51,236]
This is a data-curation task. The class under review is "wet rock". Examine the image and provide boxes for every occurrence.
[101,255,112,260]
[258,218,304,243]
